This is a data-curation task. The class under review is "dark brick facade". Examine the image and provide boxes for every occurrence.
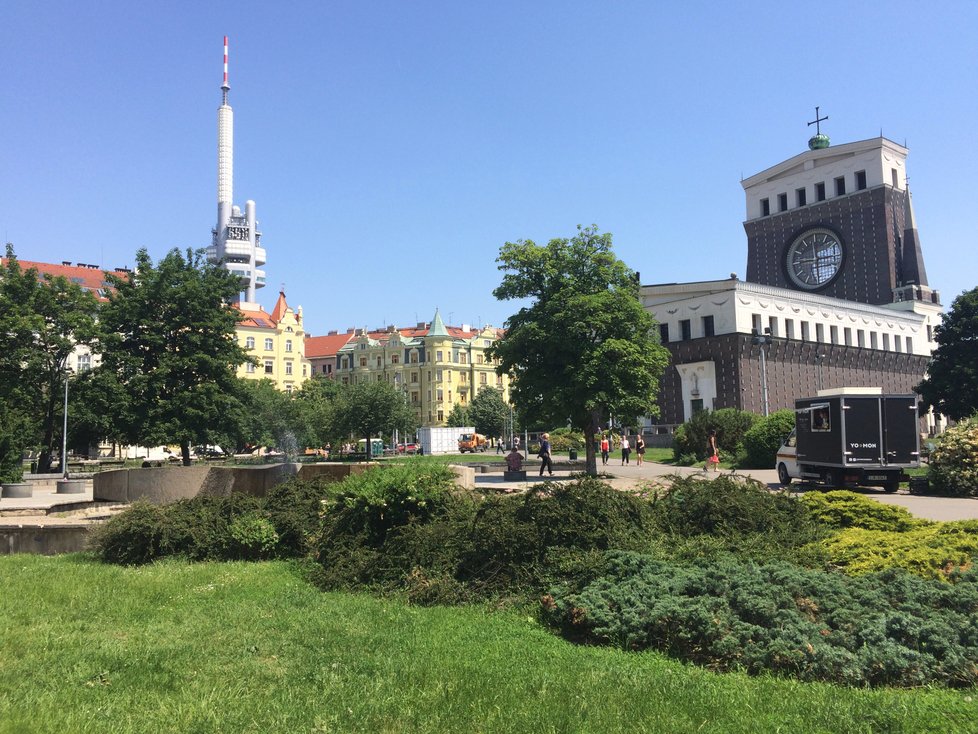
[655,334,928,425]
[744,186,908,305]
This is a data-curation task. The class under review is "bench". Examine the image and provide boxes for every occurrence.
[503,470,527,481]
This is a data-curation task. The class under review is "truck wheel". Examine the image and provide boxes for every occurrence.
[777,463,791,487]
[883,481,900,494]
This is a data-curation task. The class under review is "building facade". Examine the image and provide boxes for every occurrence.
[642,132,943,435]
[332,310,510,426]
[236,290,311,392]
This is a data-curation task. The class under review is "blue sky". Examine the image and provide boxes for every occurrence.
[2,1,976,336]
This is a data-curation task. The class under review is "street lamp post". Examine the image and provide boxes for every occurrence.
[751,328,772,417]
[61,367,71,479]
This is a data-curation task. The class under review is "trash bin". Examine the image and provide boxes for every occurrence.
[568,449,578,461]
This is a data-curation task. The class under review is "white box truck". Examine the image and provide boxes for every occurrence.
[418,426,473,455]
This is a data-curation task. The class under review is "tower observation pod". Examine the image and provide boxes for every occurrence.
[207,35,266,304]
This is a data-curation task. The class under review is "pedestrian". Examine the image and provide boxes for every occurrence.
[538,432,554,477]
[620,435,631,465]
[635,434,645,466]
[496,436,504,454]
[600,434,610,465]
[705,429,719,472]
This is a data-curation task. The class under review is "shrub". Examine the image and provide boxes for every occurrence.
[228,513,280,560]
[741,409,795,469]
[548,428,585,452]
[672,408,759,463]
[648,474,822,561]
[815,521,978,580]
[91,501,192,565]
[543,550,978,687]
[929,417,978,497]
[801,490,925,532]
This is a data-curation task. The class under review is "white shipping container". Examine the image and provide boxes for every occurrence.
[418,426,473,455]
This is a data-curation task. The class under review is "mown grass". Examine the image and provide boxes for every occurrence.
[1,555,975,733]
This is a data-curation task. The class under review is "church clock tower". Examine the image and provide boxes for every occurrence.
[741,113,938,308]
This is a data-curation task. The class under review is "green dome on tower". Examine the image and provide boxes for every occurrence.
[808,133,830,150]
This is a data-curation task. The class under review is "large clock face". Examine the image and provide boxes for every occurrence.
[785,228,844,289]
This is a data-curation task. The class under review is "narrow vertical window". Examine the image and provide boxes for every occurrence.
[796,187,807,207]
[855,170,867,190]
[760,198,770,217]
[815,182,826,201]
[835,176,846,196]
[778,193,788,212]
[702,315,715,337]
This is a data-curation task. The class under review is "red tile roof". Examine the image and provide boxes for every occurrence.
[1,258,129,301]
[304,332,354,358]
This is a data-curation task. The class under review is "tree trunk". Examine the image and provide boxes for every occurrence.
[37,387,59,474]
[181,440,192,466]
[584,408,602,477]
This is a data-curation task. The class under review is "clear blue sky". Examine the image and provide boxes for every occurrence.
[2,1,976,336]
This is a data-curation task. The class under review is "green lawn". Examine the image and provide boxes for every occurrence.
[1,556,974,733]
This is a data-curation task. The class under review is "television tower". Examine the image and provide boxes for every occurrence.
[208,35,265,304]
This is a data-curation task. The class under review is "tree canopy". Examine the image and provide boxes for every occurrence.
[333,380,418,455]
[489,225,671,475]
[96,248,250,464]
[0,245,100,475]
[468,386,509,438]
[916,286,978,421]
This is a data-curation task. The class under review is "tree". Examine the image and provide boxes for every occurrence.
[291,375,342,450]
[0,245,100,474]
[445,403,470,427]
[333,380,418,457]
[469,386,509,438]
[489,225,671,476]
[916,287,978,421]
[97,248,251,465]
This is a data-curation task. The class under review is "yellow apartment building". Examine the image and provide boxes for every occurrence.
[236,290,311,392]
[333,309,510,426]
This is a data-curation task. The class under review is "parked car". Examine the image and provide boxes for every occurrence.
[397,442,418,454]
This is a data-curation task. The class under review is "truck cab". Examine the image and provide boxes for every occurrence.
[458,433,488,453]
[775,389,920,493]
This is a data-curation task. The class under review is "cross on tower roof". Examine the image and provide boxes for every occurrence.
[807,106,828,135]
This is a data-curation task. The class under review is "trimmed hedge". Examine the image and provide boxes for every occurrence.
[673,408,759,463]
[741,409,795,469]
[801,490,926,532]
[544,550,978,687]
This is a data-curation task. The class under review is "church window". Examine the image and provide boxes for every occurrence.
[680,319,691,341]
[882,333,890,351]
[246,336,255,349]
[834,176,846,196]
[702,315,715,337]
[892,168,899,188]
[264,338,274,351]
[844,327,852,346]
[659,323,670,343]
[815,182,826,201]
[785,319,795,340]
[760,198,770,217]
[830,325,839,344]
[855,170,867,190]
[906,336,913,353]
[801,322,810,341]
[816,324,825,343]
[796,187,807,207]
[857,330,866,348]
[768,316,778,338]
[871,332,878,349]
[778,193,788,212]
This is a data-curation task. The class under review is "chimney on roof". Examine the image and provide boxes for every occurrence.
[461,323,470,332]
[328,330,338,336]
[62,261,72,266]
[347,328,354,334]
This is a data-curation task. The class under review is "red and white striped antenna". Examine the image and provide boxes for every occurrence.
[222,36,229,91]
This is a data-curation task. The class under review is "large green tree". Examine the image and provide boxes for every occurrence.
[333,380,418,457]
[97,248,250,465]
[489,225,671,476]
[0,245,100,475]
[916,286,978,421]
[445,403,470,427]
[469,386,509,438]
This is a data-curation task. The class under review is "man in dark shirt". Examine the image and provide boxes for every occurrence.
[538,432,554,477]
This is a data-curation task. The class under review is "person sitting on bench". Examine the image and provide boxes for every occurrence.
[506,446,524,472]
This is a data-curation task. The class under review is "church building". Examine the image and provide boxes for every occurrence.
[641,124,943,435]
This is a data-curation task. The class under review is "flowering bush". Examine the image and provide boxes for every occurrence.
[929,417,978,497]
